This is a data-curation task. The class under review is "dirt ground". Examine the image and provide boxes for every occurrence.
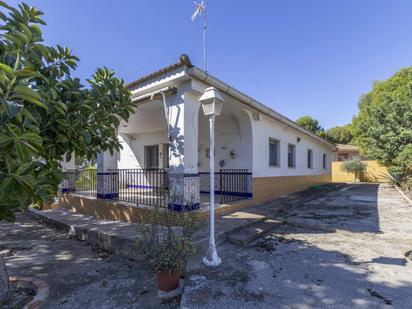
[1,214,179,309]
[2,184,411,308]
[182,184,412,309]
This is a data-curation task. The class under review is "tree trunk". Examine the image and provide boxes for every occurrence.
[0,256,9,304]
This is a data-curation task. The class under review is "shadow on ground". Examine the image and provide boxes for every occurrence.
[184,225,412,308]
[284,183,381,233]
[1,214,178,309]
[183,184,412,308]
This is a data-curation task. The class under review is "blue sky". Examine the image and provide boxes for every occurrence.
[5,0,412,128]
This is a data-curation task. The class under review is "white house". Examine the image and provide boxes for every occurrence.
[62,55,335,212]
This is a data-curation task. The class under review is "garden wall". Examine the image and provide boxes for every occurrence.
[332,160,389,183]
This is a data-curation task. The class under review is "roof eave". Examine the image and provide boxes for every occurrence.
[126,55,336,151]
[186,66,336,150]
[127,54,193,89]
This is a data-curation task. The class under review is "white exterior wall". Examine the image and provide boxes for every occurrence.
[252,113,332,177]
[117,132,168,169]
[61,152,75,170]
[124,66,333,180]
[117,134,139,169]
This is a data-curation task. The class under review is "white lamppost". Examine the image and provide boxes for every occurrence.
[199,87,224,267]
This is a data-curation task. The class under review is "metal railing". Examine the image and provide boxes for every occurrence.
[199,169,252,204]
[109,168,168,207]
[65,168,250,207]
[64,168,168,207]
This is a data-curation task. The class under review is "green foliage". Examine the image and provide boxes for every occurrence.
[340,159,367,181]
[352,67,412,166]
[296,115,324,135]
[325,124,354,144]
[380,166,409,187]
[75,155,96,168]
[0,2,134,221]
[135,205,198,273]
[294,115,355,145]
[394,144,412,168]
[75,166,96,189]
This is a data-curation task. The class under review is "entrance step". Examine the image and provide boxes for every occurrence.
[28,208,140,259]
[226,219,282,246]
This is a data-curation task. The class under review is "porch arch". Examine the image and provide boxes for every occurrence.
[197,100,253,172]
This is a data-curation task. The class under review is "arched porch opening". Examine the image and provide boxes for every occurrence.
[198,98,253,205]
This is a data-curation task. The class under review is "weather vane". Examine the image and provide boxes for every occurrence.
[191,1,208,72]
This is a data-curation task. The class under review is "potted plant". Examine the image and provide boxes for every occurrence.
[135,204,198,292]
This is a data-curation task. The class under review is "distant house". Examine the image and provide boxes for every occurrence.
[331,144,388,183]
[332,144,367,162]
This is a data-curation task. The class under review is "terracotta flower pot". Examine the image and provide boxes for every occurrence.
[156,271,180,292]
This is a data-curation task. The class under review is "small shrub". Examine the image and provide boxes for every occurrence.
[340,159,367,181]
[135,204,199,274]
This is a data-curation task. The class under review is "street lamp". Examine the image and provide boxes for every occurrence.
[199,87,223,267]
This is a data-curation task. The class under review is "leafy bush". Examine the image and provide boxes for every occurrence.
[0,2,134,221]
[135,204,198,273]
[394,144,412,169]
[340,159,367,181]
[380,166,410,187]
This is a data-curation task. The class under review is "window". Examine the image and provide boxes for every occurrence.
[145,145,159,169]
[322,153,327,169]
[288,144,296,168]
[307,149,313,168]
[338,153,348,162]
[269,138,280,166]
[162,144,169,168]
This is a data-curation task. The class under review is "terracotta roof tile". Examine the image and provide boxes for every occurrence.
[336,144,359,151]
[126,54,192,89]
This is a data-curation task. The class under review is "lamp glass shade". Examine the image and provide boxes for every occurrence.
[199,87,224,116]
[201,100,223,116]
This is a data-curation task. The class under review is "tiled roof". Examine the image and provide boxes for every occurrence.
[126,54,335,148]
[126,54,193,89]
[336,144,359,151]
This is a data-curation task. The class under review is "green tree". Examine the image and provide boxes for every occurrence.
[394,144,412,168]
[352,67,412,166]
[0,2,135,301]
[325,124,354,144]
[0,2,134,221]
[296,115,324,135]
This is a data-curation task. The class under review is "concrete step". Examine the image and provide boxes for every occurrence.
[226,219,282,246]
[28,208,140,259]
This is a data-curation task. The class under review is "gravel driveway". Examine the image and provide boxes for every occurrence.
[182,184,412,309]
